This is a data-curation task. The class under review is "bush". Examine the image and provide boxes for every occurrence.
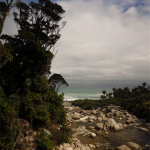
[33,105,51,130]
[0,97,20,149]
[37,132,54,150]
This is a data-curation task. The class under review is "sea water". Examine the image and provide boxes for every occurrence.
[58,89,113,101]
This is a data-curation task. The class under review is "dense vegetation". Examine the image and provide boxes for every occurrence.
[72,82,150,121]
[0,0,71,149]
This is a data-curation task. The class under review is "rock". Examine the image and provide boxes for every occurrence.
[91,110,97,114]
[89,144,96,148]
[114,124,119,130]
[126,142,142,150]
[80,116,89,121]
[146,123,150,126]
[88,116,95,120]
[88,126,95,130]
[123,124,128,128]
[43,129,52,135]
[63,143,71,147]
[105,131,108,135]
[99,112,105,119]
[74,113,81,120]
[95,123,103,130]
[64,147,73,150]
[139,127,149,132]
[114,111,120,117]
[97,117,102,122]
[120,115,126,119]
[111,109,116,113]
[119,125,124,130]
[90,133,96,138]
[18,119,30,136]
[80,145,90,150]
[28,137,34,143]
[116,144,131,150]
[126,113,131,117]
[66,114,72,121]
[104,118,117,128]
[126,119,135,124]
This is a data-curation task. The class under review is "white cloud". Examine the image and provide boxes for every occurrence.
[51,0,150,88]
[2,0,150,88]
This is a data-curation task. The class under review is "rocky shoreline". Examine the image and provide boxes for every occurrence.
[56,101,150,150]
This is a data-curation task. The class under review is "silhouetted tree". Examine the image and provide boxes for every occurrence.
[0,0,66,95]
[49,74,68,92]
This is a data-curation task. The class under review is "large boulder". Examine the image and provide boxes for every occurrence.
[125,142,142,150]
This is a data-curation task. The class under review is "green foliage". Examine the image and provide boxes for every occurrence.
[35,105,51,130]
[37,132,54,150]
[0,97,20,149]
[0,0,70,149]
[48,91,66,124]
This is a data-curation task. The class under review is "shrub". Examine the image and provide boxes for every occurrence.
[0,97,20,149]
[37,131,54,150]
[34,105,51,130]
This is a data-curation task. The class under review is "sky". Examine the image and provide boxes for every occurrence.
[2,0,150,89]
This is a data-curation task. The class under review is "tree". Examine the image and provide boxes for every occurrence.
[0,0,20,68]
[0,0,18,35]
[102,90,107,96]
[49,73,69,92]
[0,0,66,95]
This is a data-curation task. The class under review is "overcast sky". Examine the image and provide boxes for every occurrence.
[2,0,150,89]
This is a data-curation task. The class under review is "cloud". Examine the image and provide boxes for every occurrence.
[51,0,150,88]
[2,0,150,89]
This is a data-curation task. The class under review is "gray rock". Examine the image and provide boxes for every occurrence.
[88,126,95,130]
[91,110,97,114]
[104,118,117,128]
[74,113,81,120]
[123,124,128,128]
[97,117,102,122]
[28,137,34,143]
[114,124,120,130]
[44,129,52,135]
[126,142,142,150]
[88,116,95,120]
[111,109,116,113]
[139,127,149,132]
[119,125,124,130]
[89,144,96,148]
[116,144,131,150]
[90,133,96,138]
[126,119,135,124]
[95,123,103,129]
[99,112,105,119]
[64,147,73,150]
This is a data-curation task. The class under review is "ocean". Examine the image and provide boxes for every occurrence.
[58,88,113,101]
